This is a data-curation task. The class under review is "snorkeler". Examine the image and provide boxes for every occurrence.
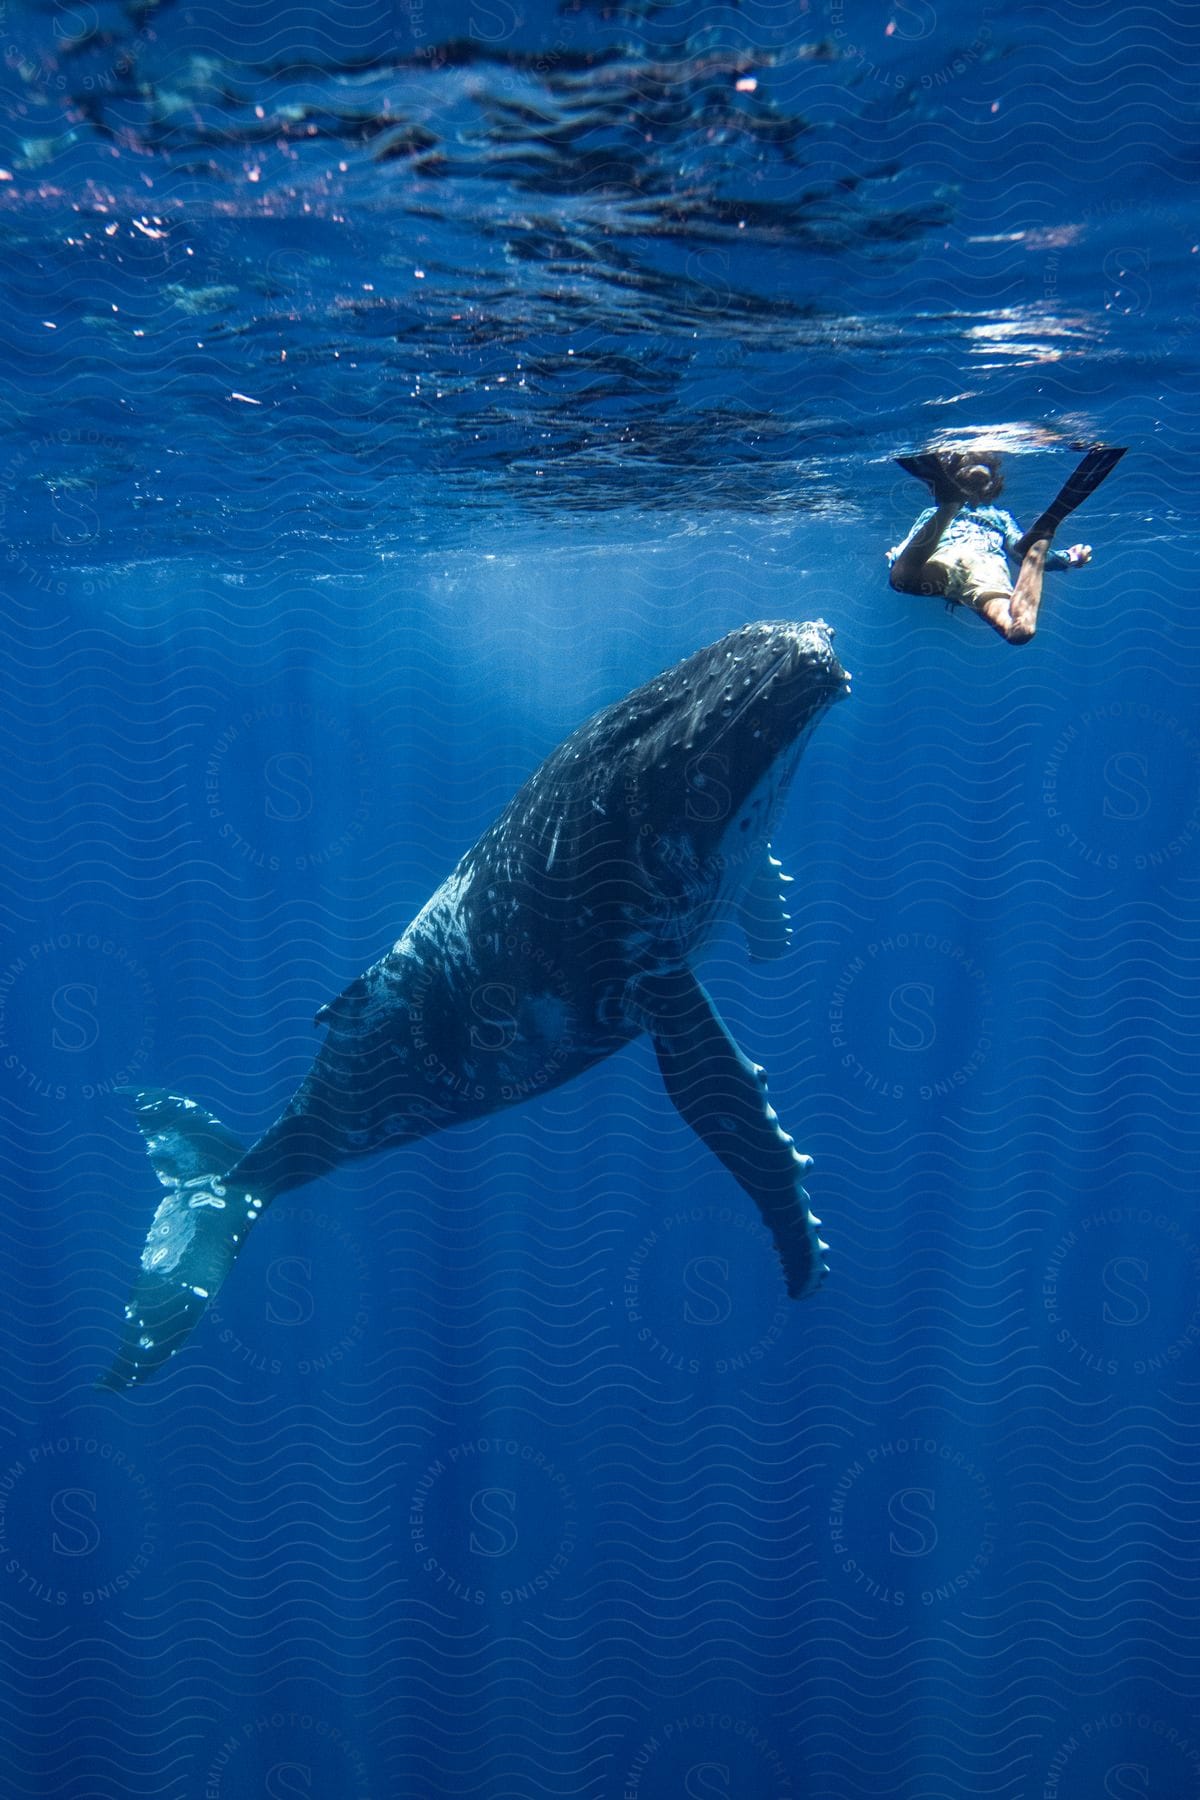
[887,445,1126,644]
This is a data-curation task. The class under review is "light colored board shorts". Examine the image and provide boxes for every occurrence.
[923,544,1013,605]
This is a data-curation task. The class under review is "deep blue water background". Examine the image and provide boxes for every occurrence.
[2,1,1199,1795]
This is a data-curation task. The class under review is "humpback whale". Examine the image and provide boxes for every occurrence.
[100,620,850,1389]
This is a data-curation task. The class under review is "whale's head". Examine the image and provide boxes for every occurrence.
[685,616,851,758]
[611,619,850,885]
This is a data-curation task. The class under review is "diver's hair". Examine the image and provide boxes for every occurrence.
[946,450,1004,502]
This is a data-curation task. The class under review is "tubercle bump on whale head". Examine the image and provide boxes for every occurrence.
[742,619,852,715]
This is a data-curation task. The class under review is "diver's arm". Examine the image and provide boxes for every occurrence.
[888,503,960,589]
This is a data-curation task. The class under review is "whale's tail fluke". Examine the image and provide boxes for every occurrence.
[97,1089,267,1391]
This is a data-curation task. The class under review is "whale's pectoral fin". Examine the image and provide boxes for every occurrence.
[98,1089,267,1392]
[629,969,828,1299]
[739,846,794,964]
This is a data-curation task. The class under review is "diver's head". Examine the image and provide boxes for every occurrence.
[951,451,1004,502]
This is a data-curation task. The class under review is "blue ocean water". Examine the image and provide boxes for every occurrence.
[1,0,1198,1794]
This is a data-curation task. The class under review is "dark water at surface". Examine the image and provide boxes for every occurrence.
[1,1,1199,1796]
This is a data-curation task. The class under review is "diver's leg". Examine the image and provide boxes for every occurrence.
[889,500,961,593]
[971,592,1018,640]
[1007,538,1050,642]
[953,540,1046,645]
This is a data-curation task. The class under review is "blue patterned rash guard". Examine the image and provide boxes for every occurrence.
[887,504,1074,574]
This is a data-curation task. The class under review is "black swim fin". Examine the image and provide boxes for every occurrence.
[1013,445,1127,559]
[894,452,969,506]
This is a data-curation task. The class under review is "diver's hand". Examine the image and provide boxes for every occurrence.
[1066,543,1092,566]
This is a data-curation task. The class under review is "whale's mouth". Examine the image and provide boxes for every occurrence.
[776,619,851,692]
[743,621,850,723]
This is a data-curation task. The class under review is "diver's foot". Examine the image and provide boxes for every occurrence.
[1013,445,1127,560]
[894,451,972,507]
[980,598,1035,644]
[977,595,1019,641]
